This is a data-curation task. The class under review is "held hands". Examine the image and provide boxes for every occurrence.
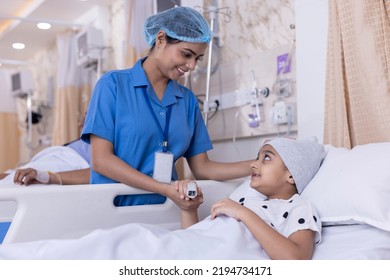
[174,180,203,228]
[174,180,202,201]
[171,180,203,211]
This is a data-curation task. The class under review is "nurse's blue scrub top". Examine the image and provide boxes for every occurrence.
[81,58,213,206]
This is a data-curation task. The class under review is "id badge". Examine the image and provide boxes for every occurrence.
[153,151,174,183]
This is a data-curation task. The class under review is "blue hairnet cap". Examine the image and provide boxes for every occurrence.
[263,137,325,194]
[144,6,212,47]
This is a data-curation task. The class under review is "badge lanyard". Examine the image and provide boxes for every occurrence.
[143,88,172,152]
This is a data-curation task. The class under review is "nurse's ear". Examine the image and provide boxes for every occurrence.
[156,31,167,48]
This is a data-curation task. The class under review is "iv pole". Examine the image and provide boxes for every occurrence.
[203,6,216,127]
[15,89,36,158]
[198,3,231,126]
[26,90,33,146]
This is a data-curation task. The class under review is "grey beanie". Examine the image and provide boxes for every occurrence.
[263,137,325,194]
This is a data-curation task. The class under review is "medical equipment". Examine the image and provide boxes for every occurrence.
[11,69,36,152]
[11,70,34,97]
[199,1,231,126]
[186,181,197,199]
[76,26,111,78]
[248,70,269,128]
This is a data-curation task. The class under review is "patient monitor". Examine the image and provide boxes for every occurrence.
[11,69,34,97]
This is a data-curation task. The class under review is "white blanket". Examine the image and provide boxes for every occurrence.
[0,146,89,186]
[0,215,269,260]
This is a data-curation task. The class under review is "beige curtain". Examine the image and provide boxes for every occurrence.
[0,113,20,172]
[0,69,19,172]
[324,0,390,148]
[51,31,92,146]
[124,0,153,67]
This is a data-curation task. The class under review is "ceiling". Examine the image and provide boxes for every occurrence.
[0,0,116,66]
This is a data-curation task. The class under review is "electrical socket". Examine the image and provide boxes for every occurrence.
[270,101,296,125]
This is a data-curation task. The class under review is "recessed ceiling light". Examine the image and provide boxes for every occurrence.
[37,22,52,30]
[12,43,26,50]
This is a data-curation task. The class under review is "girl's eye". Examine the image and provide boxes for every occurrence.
[263,154,271,161]
[196,56,203,62]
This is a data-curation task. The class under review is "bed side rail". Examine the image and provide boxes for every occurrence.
[0,179,243,244]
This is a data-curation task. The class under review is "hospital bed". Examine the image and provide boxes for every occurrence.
[0,179,243,244]
[0,142,390,259]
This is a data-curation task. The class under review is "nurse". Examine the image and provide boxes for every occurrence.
[81,6,252,209]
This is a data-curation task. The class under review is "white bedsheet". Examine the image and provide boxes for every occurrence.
[0,215,270,260]
[313,224,390,260]
[1,220,389,260]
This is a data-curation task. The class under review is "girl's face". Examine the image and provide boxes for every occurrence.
[250,144,294,199]
[155,35,208,81]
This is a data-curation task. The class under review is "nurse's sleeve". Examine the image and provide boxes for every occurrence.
[81,73,117,144]
[183,100,213,158]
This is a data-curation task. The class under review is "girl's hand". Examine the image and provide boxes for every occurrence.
[211,198,245,221]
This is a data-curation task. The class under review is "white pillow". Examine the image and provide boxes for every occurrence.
[301,142,390,231]
[229,177,266,202]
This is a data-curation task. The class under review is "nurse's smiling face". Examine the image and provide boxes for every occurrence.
[154,31,208,81]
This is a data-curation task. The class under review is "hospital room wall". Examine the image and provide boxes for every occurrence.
[295,0,327,143]
[207,0,328,164]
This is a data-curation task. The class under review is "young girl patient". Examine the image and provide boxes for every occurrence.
[178,136,325,259]
[0,137,324,260]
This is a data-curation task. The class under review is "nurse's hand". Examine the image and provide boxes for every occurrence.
[173,180,202,200]
[169,181,203,211]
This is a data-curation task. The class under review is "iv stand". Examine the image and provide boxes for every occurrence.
[203,6,216,127]
[26,90,33,146]
[15,89,36,158]
[198,4,231,126]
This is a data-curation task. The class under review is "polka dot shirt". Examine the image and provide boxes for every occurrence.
[238,194,322,245]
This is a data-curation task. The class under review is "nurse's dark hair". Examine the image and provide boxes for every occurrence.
[149,34,181,53]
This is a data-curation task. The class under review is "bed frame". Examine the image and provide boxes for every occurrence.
[0,179,244,244]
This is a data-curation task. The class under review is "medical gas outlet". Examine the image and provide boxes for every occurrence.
[206,87,270,110]
[270,101,296,125]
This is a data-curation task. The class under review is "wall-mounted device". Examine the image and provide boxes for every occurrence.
[11,69,34,98]
[11,69,36,147]
[248,71,270,127]
[270,101,296,125]
[75,26,104,68]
